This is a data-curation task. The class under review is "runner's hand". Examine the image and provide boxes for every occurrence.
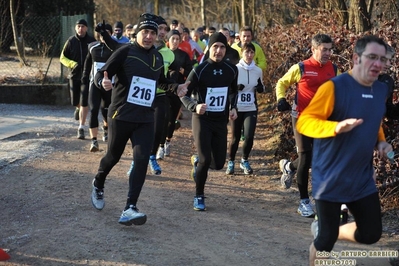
[177,81,190,97]
[196,103,207,115]
[102,71,113,91]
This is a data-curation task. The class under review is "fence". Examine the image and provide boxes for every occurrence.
[0,13,91,85]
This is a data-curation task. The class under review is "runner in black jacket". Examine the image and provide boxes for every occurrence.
[60,19,96,139]
[181,33,238,211]
[81,23,114,152]
[90,13,188,226]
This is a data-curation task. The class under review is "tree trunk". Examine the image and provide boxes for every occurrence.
[154,0,159,15]
[201,0,206,27]
[349,0,372,33]
[323,0,348,27]
[241,0,245,27]
[9,0,28,66]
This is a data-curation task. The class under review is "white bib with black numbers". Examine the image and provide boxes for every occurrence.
[127,76,156,107]
[205,87,228,112]
[237,91,255,108]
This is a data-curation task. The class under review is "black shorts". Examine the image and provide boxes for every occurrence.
[314,192,382,251]
[69,79,88,107]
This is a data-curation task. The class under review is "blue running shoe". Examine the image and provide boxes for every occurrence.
[149,155,161,175]
[190,155,199,181]
[226,160,234,175]
[240,159,253,174]
[193,195,206,211]
[126,160,134,177]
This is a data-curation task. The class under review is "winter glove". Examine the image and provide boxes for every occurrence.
[277,98,291,111]
[255,78,265,93]
[95,20,107,35]
[238,84,245,91]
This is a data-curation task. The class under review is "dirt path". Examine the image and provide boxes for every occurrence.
[0,104,398,266]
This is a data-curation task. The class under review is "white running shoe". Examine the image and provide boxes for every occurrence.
[297,199,315,217]
[156,147,165,160]
[118,205,147,226]
[279,159,295,189]
[91,179,104,210]
[164,141,171,156]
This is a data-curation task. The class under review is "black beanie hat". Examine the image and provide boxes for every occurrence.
[208,32,227,48]
[114,21,123,29]
[105,24,113,34]
[135,14,158,35]
[167,29,181,40]
[76,19,88,27]
[156,16,167,26]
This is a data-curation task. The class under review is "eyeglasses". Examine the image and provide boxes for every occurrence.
[362,53,388,63]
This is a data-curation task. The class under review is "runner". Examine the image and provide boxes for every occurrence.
[296,35,391,266]
[181,32,238,211]
[226,42,265,175]
[81,23,114,152]
[276,34,338,217]
[60,19,96,140]
[90,13,188,226]
[157,29,193,159]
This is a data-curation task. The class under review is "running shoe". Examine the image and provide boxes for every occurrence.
[126,161,134,177]
[149,155,161,175]
[279,159,295,189]
[193,195,206,211]
[91,179,104,210]
[102,126,108,142]
[190,155,199,181]
[74,107,79,121]
[226,160,235,175]
[156,147,165,160]
[90,140,99,152]
[77,128,85,140]
[297,198,315,217]
[118,205,147,226]
[164,141,171,156]
[240,159,253,174]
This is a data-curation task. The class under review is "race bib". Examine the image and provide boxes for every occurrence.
[94,62,115,84]
[127,76,156,107]
[237,91,255,108]
[205,87,228,112]
[93,62,105,77]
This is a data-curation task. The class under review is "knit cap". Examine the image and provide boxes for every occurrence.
[208,32,227,48]
[135,14,158,34]
[114,21,123,29]
[76,19,88,27]
[167,29,181,40]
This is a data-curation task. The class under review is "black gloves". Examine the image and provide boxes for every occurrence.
[277,98,291,111]
[255,78,264,93]
[95,20,107,35]
[238,84,245,91]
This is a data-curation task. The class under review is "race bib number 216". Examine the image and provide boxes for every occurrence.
[127,76,156,107]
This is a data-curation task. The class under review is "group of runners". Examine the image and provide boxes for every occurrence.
[58,13,398,266]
